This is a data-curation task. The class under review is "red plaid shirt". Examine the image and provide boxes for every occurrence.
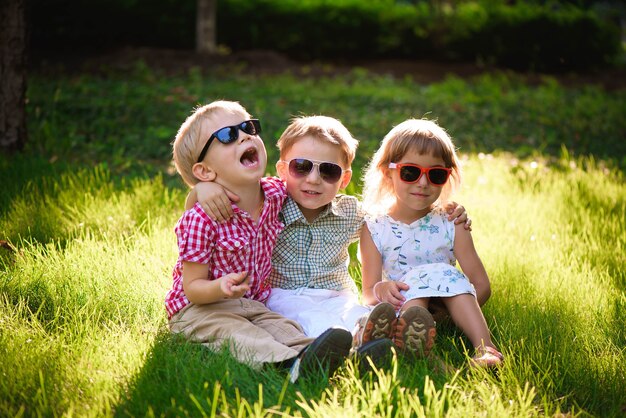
[165,177,287,318]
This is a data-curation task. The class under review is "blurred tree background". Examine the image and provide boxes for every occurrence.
[29,0,624,73]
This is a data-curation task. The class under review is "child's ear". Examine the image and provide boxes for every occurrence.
[276,160,288,181]
[192,162,217,182]
[339,169,353,189]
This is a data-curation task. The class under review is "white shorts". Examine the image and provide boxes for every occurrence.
[266,288,371,338]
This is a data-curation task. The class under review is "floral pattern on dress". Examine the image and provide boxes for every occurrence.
[366,208,475,300]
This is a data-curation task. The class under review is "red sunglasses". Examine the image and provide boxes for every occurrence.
[389,162,451,186]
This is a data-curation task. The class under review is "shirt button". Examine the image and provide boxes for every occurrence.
[234,241,240,247]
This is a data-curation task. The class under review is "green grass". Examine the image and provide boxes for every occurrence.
[1,64,625,417]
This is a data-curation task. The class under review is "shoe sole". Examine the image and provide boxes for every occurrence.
[356,303,397,346]
[354,338,394,372]
[394,306,436,357]
[300,327,352,377]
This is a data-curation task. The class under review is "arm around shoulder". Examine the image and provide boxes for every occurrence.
[188,182,239,222]
[454,223,491,306]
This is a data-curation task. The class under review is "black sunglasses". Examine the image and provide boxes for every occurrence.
[197,119,261,162]
[281,158,346,184]
[388,162,451,186]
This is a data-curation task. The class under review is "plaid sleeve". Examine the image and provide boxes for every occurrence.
[355,199,366,225]
[263,176,288,206]
[175,204,215,264]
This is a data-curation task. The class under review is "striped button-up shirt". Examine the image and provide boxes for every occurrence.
[268,194,364,292]
[165,177,287,318]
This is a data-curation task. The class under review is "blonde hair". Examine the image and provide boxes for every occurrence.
[277,115,358,167]
[361,118,462,215]
[172,100,251,187]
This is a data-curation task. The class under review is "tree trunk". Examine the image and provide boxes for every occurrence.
[0,0,28,153]
[196,0,217,54]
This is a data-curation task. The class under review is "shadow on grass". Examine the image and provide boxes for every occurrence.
[115,332,462,417]
[114,331,332,417]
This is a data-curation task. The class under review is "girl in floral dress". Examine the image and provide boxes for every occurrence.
[359,119,503,367]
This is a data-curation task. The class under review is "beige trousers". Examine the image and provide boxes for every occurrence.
[169,298,314,367]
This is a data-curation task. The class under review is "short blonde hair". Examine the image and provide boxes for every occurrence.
[362,119,462,215]
[277,115,358,167]
[172,100,250,187]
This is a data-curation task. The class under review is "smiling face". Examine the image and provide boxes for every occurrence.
[198,110,267,189]
[387,149,447,223]
[277,135,352,222]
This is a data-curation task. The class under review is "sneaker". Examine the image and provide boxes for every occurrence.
[352,302,397,349]
[289,327,352,383]
[393,305,436,357]
[353,338,394,373]
[470,346,503,368]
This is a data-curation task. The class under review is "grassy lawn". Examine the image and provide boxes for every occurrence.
[1,63,625,417]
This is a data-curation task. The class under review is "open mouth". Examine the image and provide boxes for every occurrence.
[240,147,259,167]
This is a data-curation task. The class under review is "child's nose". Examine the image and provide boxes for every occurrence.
[305,166,322,183]
[417,172,429,186]
[238,132,252,143]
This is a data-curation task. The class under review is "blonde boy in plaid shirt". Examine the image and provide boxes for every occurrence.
[168,102,352,379]
[191,115,469,356]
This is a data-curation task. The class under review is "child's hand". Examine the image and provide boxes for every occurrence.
[220,272,250,299]
[375,281,409,310]
[196,182,240,222]
[445,201,472,231]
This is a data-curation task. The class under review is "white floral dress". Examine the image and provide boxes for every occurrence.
[366,208,475,302]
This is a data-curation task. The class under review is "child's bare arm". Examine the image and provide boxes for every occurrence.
[359,225,383,305]
[186,182,240,222]
[182,261,250,304]
[453,224,491,306]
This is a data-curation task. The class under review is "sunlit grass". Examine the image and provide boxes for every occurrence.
[1,67,624,416]
[1,151,624,417]
[455,152,625,415]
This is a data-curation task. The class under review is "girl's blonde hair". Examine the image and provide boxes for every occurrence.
[172,100,250,187]
[361,118,462,215]
[277,115,358,167]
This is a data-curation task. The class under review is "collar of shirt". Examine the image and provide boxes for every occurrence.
[229,177,286,216]
[280,195,351,226]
